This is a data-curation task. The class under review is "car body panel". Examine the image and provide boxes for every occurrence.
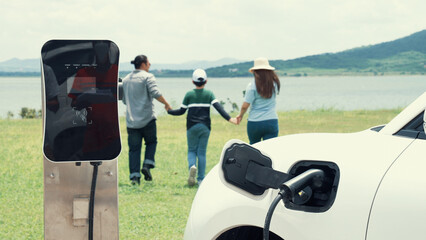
[185,130,415,240]
[366,139,426,239]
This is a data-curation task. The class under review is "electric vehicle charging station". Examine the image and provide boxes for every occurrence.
[41,40,121,240]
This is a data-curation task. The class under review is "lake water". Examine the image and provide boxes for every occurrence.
[1,76,425,118]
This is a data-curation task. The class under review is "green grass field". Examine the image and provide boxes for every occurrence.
[0,109,401,239]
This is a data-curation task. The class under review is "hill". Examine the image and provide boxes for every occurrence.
[0,57,243,77]
[0,58,40,72]
[203,29,426,77]
[1,30,425,77]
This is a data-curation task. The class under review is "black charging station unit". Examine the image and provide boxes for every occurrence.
[41,40,121,240]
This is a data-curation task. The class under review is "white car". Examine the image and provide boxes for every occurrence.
[184,92,426,240]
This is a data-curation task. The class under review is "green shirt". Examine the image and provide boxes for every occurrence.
[168,88,231,130]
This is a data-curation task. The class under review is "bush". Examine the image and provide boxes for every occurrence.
[6,111,14,119]
[19,107,41,119]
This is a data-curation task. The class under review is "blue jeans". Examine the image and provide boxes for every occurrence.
[247,119,279,144]
[187,123,210,182]
[127,119,157,180]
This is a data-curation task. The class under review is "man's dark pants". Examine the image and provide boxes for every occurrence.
[127,119,157,180]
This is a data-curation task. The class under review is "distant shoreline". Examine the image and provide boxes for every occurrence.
[0,72,424,78]
[1,108,404,120]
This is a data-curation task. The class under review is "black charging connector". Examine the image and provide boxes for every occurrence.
[280,169,325,198]
[263,169,325,240]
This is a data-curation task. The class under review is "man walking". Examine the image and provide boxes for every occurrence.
[122,55,171,185]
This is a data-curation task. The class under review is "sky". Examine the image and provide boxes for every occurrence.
[1,0,425,64]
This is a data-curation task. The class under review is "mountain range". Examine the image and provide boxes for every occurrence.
[202,29,426,77]
[1,29,425,77]
[119,57,244,71]
[0,57,243,73]
[148,29,425,77]
[0,58,40,72]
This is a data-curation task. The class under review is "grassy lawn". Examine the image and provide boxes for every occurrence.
[0,109,401,239]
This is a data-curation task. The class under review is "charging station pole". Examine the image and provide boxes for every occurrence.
[41,40,121,240]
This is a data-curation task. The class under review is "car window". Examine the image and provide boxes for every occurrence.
[394,111,425,139]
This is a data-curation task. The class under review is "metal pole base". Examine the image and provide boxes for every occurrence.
[43,158,119,240]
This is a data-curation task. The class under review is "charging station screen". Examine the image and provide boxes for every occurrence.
[42,40,121,161]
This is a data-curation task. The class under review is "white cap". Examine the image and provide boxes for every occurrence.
[192,69,207,82]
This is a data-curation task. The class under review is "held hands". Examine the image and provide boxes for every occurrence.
[229,114,244,125]
[236,114,243,125]
[164,103,172,112]
[229,117,238,125]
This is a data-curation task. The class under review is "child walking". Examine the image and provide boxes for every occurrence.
[168,69,237,186]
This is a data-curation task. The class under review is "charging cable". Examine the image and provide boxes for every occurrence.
[89,161,102,240]
[263,169,324,240]
[263,189,288,240]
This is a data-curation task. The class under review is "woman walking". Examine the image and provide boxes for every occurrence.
[236,57,281,144]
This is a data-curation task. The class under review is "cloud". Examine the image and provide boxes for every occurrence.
[0,0,424,63]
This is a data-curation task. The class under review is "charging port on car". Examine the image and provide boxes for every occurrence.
[286,160,340,213]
